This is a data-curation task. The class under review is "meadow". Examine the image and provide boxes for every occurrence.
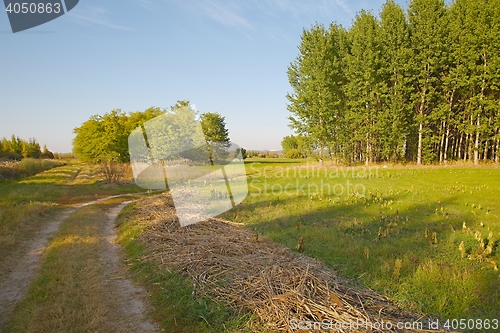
[221,159,500,320]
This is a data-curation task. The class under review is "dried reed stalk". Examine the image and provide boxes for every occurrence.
[132,194,449,333]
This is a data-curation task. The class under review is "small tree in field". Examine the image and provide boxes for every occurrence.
[235,147,247,160]
[200,112,231,163]
[21,138,41,158]
[281,135,310,158]
[98,157,125,184]
[41,145,54,159]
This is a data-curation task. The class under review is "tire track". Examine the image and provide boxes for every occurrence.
[0,207,77,329]
[100,202,158,333]
[0,194,156,331]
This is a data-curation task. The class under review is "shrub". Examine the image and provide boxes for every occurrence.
[0,165,23,180]
[1,152,22,161]
[17,159,64,177]
[53,153,75,160]
[97,158,126,184]
[285,148,303,159]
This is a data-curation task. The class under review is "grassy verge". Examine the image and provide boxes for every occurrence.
[0,165,79,266]
[220,162,500,319]
[0,202,59,266]
[4,201,127,332]
[115,202,262,333]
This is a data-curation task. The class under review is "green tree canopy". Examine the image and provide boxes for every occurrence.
[200,112,230,146]
[73,102,234,164]
[200,112,231,162]
[287,23,346,161]
[73,107,166,163]
[281,135,310,158]
[286,0,500,164]
[0,135,48,160]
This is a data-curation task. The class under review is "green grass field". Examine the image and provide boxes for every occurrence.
[221,159,500,319]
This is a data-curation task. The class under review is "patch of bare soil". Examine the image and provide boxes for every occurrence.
[133,193,446,333]
[100,202,159,333]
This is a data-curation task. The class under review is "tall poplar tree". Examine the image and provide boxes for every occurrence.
[408,0,449,164]
[344,11,384,164]
[285,0,500,164]
[379,0,414,161]
[287,23,345,162]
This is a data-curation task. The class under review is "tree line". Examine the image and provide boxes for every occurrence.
[286,0,500,165]
[0,135,54,160]
[73,101,238,163]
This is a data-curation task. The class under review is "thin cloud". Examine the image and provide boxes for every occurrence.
[260,0,351,18]
[67,6,136,31]
[335,0,351,13]
[183,0,253,29]
[135,0,154,11]
[172,0,352,37]
[205,1,252,28]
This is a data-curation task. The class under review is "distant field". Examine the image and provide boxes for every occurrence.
[221,161,500,319]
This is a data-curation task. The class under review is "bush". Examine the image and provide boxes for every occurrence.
[0,165,23,180]
[17,159,64,177]
[53,153,75,160]
[41,151,54,159]
[0,152,22,161]
[234,148,247,160]
[285,149,303,159]
[97,158,127,184]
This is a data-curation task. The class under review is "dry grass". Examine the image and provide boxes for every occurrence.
[0,202,58,267]
[130,193,445,333]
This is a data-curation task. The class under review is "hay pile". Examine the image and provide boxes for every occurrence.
[133,193,444,333]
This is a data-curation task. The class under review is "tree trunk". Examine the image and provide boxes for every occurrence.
[444,122,450,164]
[475,52,487,166]
[474,115,480,165]
[483,140,488,161]
[451,135,456,160]
[495,134,499,164]
[328,145,333,165]
[365,132,370,166]
[439,121,445,164]
[443,90,454,164]
[319,115,324,163]
[417,91,426,165]
[417,121,423,165]
[458,132,463,160]
[464,132,469,162]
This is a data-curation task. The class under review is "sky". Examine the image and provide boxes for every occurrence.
[0,0,408,153]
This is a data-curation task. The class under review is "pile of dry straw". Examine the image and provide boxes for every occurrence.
[132,193,447,333]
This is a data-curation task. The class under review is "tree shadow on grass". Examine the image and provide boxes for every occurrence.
[220,190,500,319]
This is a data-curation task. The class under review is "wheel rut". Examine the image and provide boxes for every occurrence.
[0,196,158,332]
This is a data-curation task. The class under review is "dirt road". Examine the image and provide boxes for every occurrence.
[0,197,158,332]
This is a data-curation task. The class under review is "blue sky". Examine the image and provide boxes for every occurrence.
[0,0,406,153]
